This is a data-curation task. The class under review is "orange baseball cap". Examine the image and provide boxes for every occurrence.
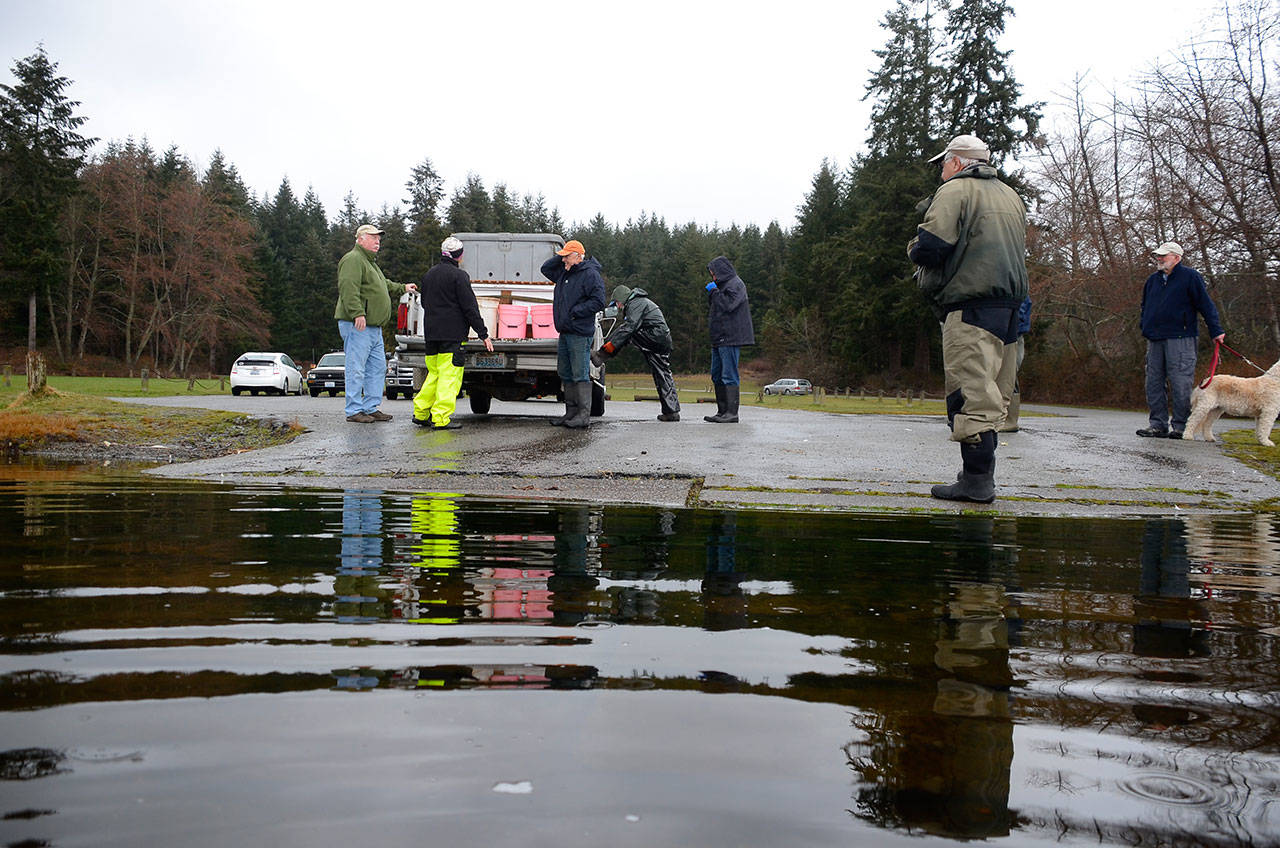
[556,239,585,256]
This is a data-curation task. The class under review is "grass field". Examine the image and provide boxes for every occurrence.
[0,374,229,400]
[0,384,299,455]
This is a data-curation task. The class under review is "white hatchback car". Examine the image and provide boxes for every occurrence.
[230,352,303,396]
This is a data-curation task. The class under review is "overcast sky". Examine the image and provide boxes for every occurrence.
[2,0,1216,231]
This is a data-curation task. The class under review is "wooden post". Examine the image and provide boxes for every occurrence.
[2,364,10,387]
[25,351,46,393]
[141,368,149,391]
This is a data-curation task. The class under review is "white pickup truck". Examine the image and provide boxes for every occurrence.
[389,232,608,417]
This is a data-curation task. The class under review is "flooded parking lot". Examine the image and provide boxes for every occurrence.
[1,460,1278,846]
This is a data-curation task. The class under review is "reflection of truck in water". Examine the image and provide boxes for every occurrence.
[392,232,607,416]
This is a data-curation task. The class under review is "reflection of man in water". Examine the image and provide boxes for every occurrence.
[1133,519,1209,727]
[702,511,749,631]
[401,493,470,623]
[334,490,388,623]
[851,517,1019,838]
[548,506,600,625]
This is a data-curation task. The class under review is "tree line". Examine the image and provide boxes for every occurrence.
[3,0,1278,401]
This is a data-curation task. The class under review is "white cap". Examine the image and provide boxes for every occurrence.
[1152,241,1184,257]
[441,236,464,255]
[928,134,991,163]
[355,223,384,237]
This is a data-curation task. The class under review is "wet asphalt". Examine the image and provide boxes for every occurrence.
[121,393,1278,516]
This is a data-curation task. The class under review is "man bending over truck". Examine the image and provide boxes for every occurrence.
[412,236,494,430]
[594,284,680,421]
[541,239,606,429]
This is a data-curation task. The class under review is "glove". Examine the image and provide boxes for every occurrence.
[705,281,717,292]
[590,351,604,368]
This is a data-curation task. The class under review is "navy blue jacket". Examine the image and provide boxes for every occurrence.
[707,256,755,347]
[1140,263,1223,341]
[542,255,606,336]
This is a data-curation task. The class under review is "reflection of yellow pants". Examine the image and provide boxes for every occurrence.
[413,353,465,425]
[410,493,461,569]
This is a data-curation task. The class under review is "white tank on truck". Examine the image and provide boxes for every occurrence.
[390,232,609,416]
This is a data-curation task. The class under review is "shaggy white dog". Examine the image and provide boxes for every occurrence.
[1182,360,1280,446]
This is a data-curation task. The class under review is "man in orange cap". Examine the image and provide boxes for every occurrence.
[541,239,606,428]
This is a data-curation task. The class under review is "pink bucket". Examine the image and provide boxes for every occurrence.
[496,304,528,339]
[529,304,557,339]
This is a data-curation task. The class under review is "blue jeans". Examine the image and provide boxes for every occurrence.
[557,333,592,383]
[1145,336,1197,432]
[710,346,741,386]
[338,321,387,417]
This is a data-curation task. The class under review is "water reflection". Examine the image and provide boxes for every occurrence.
[1,468,1278,847]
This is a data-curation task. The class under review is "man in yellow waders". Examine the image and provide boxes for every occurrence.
[412,236,494,430]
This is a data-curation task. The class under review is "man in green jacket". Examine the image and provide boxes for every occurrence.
[909,134,1029,503]
[595,284,680,421]
[335,224,417,423]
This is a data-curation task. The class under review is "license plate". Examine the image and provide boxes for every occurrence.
[250,369,261,375]
[324,381,335,387]
[470,353,507,369]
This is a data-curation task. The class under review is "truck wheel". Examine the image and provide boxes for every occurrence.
[469,390,492,415]
[309,388,320,397]
[591,381,605,417]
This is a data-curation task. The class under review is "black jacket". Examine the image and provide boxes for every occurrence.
[707,256,755,347]
[542,255,607,336]
[420,257,488,342]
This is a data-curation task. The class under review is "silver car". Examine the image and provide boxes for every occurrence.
[230,352,303,396]
[762,378,813,396]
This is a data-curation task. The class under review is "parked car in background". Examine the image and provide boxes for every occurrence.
[230,352,303,396]
[385,352,414,400]
[762,378,813,396]
[306,351,346,397]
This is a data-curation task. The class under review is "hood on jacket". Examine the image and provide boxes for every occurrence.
[708,256,737,283]
[611,285,648,304]
[950,163,1000,182]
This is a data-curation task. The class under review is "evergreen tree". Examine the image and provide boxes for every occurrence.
[939,0,1042,166]
[0,46,93,349]
[445,174,495,231]
[865,0,943,159]
[203,150,251,213]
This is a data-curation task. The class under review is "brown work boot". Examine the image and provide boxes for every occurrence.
[368,409,393,421]
[346,412,376,423]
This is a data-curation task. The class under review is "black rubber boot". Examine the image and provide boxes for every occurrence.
[550,385,577,426]
[704,384,727,422]
[710,385,740,423]
[931,431,996,503]
[564,381,592,429]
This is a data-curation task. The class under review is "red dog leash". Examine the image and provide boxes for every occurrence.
[1199,339,1266,388]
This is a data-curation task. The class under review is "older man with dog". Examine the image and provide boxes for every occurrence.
[909,133,1028,504]
[1136,242,1225,440]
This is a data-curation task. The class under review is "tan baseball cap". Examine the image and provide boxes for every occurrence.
[355,224,384,237]
[1152,241,1184,256]
[928,134,991,163]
